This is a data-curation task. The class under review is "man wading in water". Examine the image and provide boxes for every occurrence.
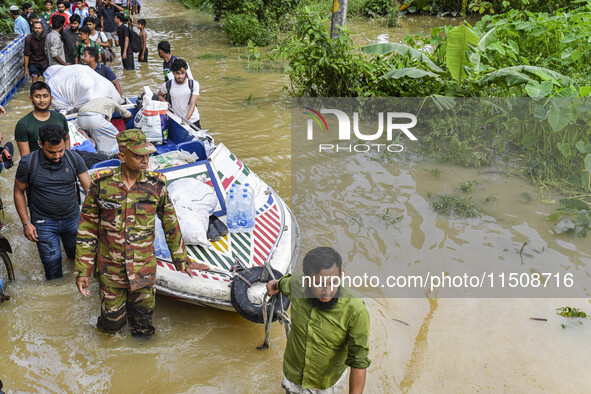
[267,247,371,393]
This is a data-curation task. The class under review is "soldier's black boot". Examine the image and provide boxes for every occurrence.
[209,215,228,236]
[207,222,220,242]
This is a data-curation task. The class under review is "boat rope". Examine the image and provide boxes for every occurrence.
[257,261,291,350]
[233,272,252,286]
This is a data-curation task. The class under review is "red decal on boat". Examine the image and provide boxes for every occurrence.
[252,239,268,262]
[222,175,235,190]
[254,229,273,250]
[258,216,280,234]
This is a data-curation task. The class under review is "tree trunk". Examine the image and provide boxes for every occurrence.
[330,0,348,39]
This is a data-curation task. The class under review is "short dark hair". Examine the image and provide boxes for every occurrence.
[88,6,96,12]
[85,16,97,25]
[23,2,33,10]
[302,247,343,276]
[69,14,81,24]
[32,20,43,28]
[64,1,70,8]
[28,12,38,20]
[30,81,51,96]
[84,46,99,61]
[115,12,126,21]
[52,14,65,29]
[157,41,171,54]
[11,10,20,16]
[79,25,90,34]
[39,124,67,145]
[171,58,188,72]
[45,0,54,4]
[57,0,65,5]
[137,18,146,26]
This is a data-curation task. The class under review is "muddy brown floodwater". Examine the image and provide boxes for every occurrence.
[1,0,591,391]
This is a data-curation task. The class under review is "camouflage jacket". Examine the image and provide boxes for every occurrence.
[74,166,188,290]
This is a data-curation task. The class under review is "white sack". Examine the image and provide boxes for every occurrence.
[43,65,123,112]
[167,176,218,246]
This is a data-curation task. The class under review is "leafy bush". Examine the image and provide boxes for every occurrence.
[360,0,398,17]
[0,0,48,34]
[273,8,374,96]
[223,13,277,46]
[403,0,573,14]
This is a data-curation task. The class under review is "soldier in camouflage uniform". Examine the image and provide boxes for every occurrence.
[74,129,207,337]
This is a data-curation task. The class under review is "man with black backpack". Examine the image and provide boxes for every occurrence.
[114,12,133,70]
[13,125,91,280]
[157,58,202,129]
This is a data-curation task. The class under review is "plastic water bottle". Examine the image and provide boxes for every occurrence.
[245,183,256,229]
[226,194,240,233]
[243,183,254,199]
[239,193,256,232]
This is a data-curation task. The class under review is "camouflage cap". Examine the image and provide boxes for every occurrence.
[116,129,156,155]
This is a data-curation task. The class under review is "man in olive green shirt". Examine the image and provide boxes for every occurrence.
[267,247,371,393]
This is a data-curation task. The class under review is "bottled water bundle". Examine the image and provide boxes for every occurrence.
[226,183,256,233]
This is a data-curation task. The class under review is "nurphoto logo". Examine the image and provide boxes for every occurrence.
[304,107,418,153]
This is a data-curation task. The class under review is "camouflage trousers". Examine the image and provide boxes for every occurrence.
[97,283,156,338]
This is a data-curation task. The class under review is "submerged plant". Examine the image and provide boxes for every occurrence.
[432,194,481,218]
[381,208,403,225]
[556,306,589,319]
[423,168,441,179]
[546,198,591,237]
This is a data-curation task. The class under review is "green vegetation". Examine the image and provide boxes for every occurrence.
[459,180,481,193]
[223,13,277,46]
[403,0,572,15]
[423,168,441,179]
[432,194,481,217]
[556,306,589,318]
[0,0,47,34]
[520,192,532,203]
[273,2,591,197]
[196,53,229,60]
[546,198,591,237]
[381,208,404,225]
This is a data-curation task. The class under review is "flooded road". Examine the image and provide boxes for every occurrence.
[1,0,591,391]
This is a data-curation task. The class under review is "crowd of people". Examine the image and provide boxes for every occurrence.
[10,0,202,156]
[13,0,148,78]
[3,4,371,393]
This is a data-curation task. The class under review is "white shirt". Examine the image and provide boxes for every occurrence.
[90,30,107,44]
[160,78,200,123]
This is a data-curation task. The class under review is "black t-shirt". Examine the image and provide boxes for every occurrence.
[117,24,133,55]
[16,150,88,220]
[62,28,80,64]
[99,5,117,32]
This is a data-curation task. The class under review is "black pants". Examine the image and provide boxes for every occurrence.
[138,48,148,62]
[121,51,135,70]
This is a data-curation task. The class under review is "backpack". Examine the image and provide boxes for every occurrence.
[26,149,82,206]
[97,63,109,79]
[130,28,141,53]
[165,78,194,106]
